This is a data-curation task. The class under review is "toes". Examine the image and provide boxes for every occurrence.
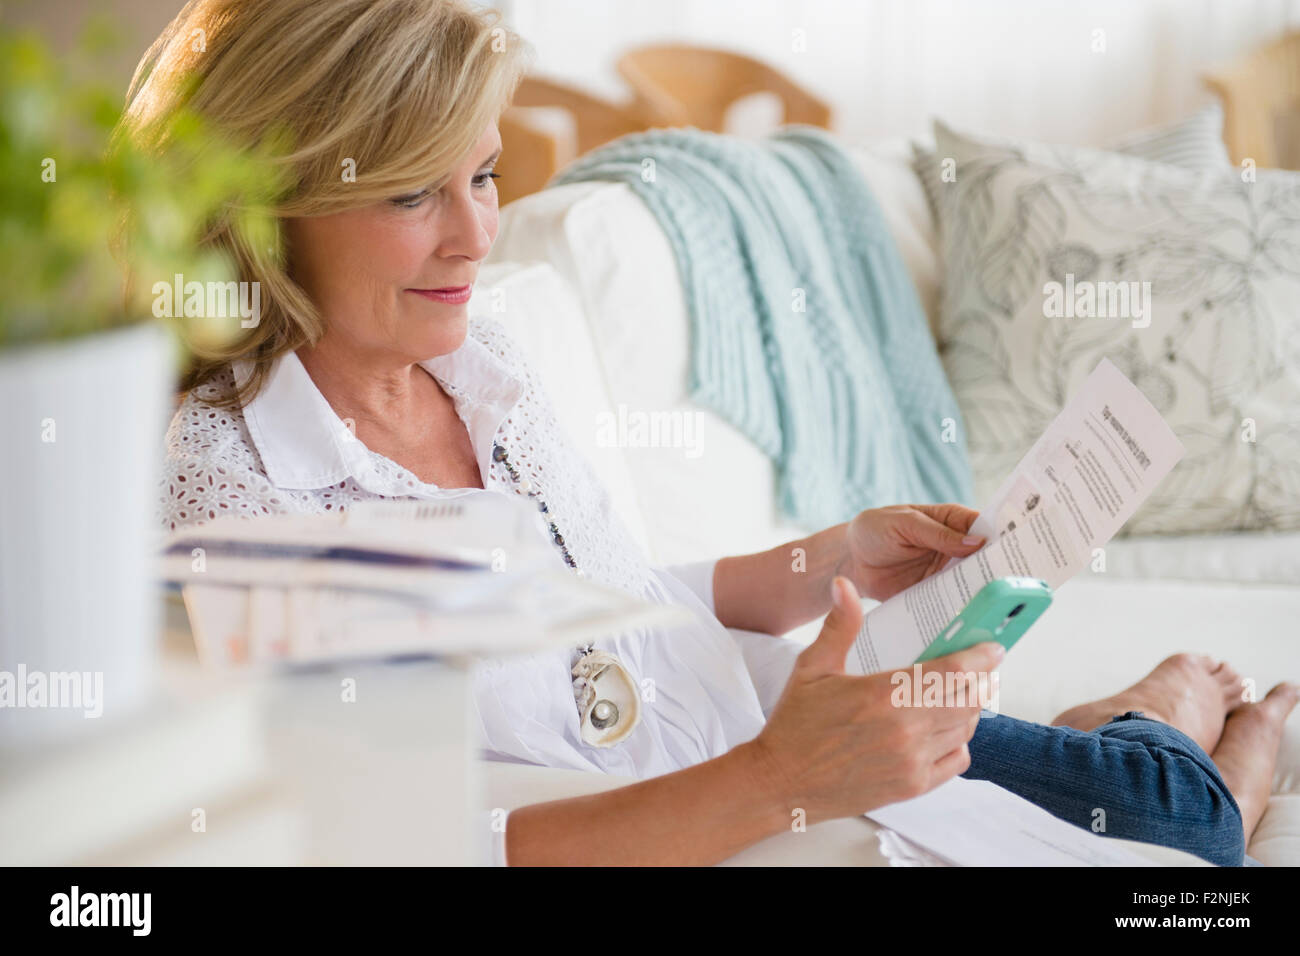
[1222,700,1274,737]
[1158,652,1206,675]
[1214,661,1241,682]
[1263,681,1300,714]
[1160,653,1243,689]
[1216,665,1245,703]
[1229,683,1299,729]
[1227,678,1251,711]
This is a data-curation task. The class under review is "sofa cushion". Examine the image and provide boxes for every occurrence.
[1093,530,1300,586]
[1249,794,1300,867]
[931,123,1300,535]
[912,104,1233,226]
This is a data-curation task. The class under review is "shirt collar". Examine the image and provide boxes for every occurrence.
[234,326,526,492]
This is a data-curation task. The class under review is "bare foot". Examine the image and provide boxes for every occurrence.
[1051,653,1245,753]
[1210,682,1300,842]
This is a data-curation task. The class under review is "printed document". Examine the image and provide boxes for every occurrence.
[846,358,1186,674]
[867,777,1160,866]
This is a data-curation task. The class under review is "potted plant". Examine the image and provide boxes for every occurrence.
[0,22,285,748]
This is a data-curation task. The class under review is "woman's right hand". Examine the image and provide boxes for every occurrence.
[746,576,1003,826]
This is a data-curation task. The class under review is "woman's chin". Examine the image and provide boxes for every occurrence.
[409,310,470,358]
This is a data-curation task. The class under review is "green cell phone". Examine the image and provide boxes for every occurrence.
[914,576,1053,663]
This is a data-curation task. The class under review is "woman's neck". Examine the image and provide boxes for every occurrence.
[296,336,435,435]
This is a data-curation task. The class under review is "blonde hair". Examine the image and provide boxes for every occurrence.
[120,0,531,406]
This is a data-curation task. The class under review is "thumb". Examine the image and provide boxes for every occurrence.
[800,576,864,676]
[911,510,985,558]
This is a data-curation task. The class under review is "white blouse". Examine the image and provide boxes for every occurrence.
[159,315,788,795]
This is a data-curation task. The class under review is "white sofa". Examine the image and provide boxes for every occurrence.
[472,139,1300,866]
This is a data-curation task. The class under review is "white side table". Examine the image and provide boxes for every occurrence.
[0,593,480,865]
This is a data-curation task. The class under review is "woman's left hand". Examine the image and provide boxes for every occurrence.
[839,504,986,602]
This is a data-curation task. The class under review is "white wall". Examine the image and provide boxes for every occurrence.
[18,0,1300,147]
[503,0,1300,147]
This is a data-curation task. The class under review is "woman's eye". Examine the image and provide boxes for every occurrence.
[390,171,498,207]
[390,189,430,209]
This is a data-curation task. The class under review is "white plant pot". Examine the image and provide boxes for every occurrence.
[0,323,175,750]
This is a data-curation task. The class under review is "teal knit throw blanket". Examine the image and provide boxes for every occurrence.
[551,125,974,528]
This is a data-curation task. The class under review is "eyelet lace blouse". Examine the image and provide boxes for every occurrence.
[158,314,770,787]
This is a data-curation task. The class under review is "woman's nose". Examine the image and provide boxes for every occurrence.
[436,194,494,261]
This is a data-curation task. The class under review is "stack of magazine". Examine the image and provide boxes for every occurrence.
[158,494,690,669]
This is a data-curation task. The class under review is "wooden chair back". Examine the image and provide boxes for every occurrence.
[1204,31,1300,169]
[615,44,832,133]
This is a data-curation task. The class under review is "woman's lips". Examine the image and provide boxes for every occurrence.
[408,284,472,304]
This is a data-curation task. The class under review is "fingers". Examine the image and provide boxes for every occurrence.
[913,502,981,535]
[929,742,973,783]
[919,641,1005,680]
[797,576,864,677]
[907,508,985,558]
[927,710,982,754]
[906,642,1002,712]
[918,697,984,733]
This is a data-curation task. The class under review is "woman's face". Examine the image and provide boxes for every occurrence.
[286,123,502,363]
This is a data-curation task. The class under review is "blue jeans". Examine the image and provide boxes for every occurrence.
[963,711,1246,866]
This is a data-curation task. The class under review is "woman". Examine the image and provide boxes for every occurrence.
[136,0,1295,866]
